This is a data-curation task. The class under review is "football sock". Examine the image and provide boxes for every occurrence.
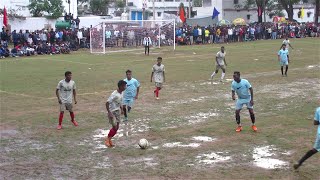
[70,112,75,121]
[281,66,284,75]
[236,113,241,125]
[250,112,255,124]
[285,66,288,75]
[221,72,225,80]
[211,72,216,78]
[297,149,318,166]
[108,127,118,138]
[59,112,64,125]
[128,106,131,113]
[155,88,159,97]
[123,107,127,118]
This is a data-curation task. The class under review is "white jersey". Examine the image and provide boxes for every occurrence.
[107,90,123,112]
[216,51,226,66]
[57,79,76,104]
[282,39,290,49]
[152,64,165,83]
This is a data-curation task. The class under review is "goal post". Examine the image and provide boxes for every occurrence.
[90,19,176,54]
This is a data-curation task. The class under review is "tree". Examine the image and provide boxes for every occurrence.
[277,0,301,21]
[28,0,64,19]
[89,0,109,15]
[243,0,270,22]
[115,0,125,12]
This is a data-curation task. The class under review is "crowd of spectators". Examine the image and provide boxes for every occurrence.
[0,27,90,59]
[176,22,320,45]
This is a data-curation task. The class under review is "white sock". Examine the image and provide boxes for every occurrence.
[211,72,216,78]
[221,72,225,80]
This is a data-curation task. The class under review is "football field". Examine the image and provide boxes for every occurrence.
[0,38,319,179]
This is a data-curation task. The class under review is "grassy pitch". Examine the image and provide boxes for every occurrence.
[0,38,319,179]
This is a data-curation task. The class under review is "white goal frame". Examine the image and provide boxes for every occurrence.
[90,19,176,54]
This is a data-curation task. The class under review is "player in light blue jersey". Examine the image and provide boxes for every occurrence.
[123,70,140,122]
[278,44,290,76]
[294,107,320,169]
[231,71,257,132]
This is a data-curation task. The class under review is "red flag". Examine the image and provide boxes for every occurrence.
[179,7,186,23]
[3,6,8,27]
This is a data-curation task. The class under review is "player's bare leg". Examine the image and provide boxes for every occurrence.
[123,105,128,123]
[235,109,242,132]
[285,65,288,76]
[249,108,257,131]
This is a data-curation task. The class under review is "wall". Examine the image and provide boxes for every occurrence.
[223,8,315,23]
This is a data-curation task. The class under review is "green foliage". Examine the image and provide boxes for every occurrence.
[28,0,64,19]
[193,0,202,7]
[89,0,109,15]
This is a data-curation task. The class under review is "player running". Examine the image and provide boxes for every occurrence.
[56,71,78,130]
[278,44,290,76]
[231,71,257,132]
[151,57,165,100]
[294,107,320,169]
[105,80,127,147]
[123,70,140,123]
[211,46,227,82]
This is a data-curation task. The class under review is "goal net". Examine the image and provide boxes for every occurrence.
[90,19,176,54]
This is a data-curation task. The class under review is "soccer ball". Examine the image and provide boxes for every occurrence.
[138,138,149,149]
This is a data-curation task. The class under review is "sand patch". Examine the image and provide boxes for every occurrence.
[167,96,212,105]
[188,111,219,125]
[200,82,219,85]
[252,146,289,169]
[163,142,200,148]
[196,152,231,165]
[192,136,216,142]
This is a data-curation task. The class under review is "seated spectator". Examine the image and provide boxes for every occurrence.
[36,44,47,55]
[0,44,5,58]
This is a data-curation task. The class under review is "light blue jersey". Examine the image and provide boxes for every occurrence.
[314,107,320,151]
[315,107,320,135]
[278,49,289,62]
[232,79,253,110]
[123,78,140,100]
[231,79,252,99]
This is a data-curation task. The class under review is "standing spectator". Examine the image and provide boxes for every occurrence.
[193,27,198,44]
[75,17,80,29]
[12,30,19,47]
[77,29,83,45]
[50,29,56,44]
[143,33,152,55]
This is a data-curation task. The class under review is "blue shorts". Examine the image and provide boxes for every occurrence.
[314,134,320,151]
[280,60,288,66]
[123,98,134,107]
[236,98,253,110]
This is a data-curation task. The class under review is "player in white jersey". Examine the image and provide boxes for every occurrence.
[123,70,140,122]
[105,80,127,147]
[211,46,227,82]
[55,71,78,130]
[281,38,294,50]
[151,57,165,100]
